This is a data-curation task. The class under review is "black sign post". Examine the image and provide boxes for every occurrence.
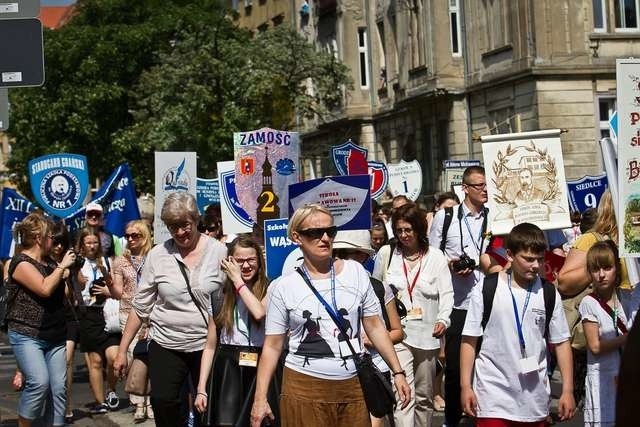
[0,18,45,88]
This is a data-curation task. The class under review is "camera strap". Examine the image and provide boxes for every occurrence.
[457,205,488,256]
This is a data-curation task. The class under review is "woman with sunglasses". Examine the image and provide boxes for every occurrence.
[5,212,77,426]
[194,235,278,426]
[373,203,454,427]
[250,204,410,427]
[114,192,228,427]
[110,220,153,422]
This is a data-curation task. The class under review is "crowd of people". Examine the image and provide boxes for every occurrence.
[2,165,638,427]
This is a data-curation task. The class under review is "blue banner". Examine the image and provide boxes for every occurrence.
[196,178,220,213]
[0,188,36,259]
[263,218,302,280]
[28,153,89,218]
[288,175,371,230]
[566,174,608,213]
[63,163,140,236]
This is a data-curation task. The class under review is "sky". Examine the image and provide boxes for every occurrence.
[41,0,77,6]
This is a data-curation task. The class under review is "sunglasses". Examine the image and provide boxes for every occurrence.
[124,232,142,240]
[86,211,102,218]
[198,225,218,233]
[297,226,338,240]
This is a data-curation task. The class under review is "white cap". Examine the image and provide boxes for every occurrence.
[332,230,375,256]
[85,202,103,214]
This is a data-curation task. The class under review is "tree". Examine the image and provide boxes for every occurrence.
[6,0,351,196]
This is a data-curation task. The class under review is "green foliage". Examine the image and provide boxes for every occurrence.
[6,0,351,195]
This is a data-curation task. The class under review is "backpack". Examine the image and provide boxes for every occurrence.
[479,272,556,349]
[439,207,455,252]
[370,277,391,330]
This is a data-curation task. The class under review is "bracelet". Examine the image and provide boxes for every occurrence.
[196,392,208,398]
[392,370,406,377]
[235,283,247,294]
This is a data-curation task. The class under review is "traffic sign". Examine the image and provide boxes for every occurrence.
[0,1,40,19]
[0,88,8,131]
[0,18,44,87]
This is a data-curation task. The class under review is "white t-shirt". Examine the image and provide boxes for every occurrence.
[217,297,266,347]
[265,259,381,380]
[79,257,109,307]
[462,272,570,422]
[578,294,630,372]
[381,247,453,350]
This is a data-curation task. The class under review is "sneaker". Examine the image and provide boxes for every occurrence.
[187,411,195,427]
[106,390,120,410]
[89,402,109,414]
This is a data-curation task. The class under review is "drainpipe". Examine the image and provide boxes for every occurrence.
[364,0,377,157]
[460,0,473,158]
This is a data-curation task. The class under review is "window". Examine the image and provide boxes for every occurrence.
[483,0,510,50]
[376,21,387,89]
[597,97,616,139]
[450,0,462,55]
[488,107,516,134]
[231,0,239,11]
[358,28,369,88]
[593,0,607,31]
[615,0,639,29]
[409,0,425,68]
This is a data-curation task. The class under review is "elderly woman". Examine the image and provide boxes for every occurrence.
[114,192,228,427]
[373,203,454,427]
[250,204,410,427]
[6,212,76,426]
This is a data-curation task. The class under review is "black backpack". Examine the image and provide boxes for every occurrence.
[369,277,391,330]
[478,272,556,350]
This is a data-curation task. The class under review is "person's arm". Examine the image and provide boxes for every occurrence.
[109,259,124,299]
[583,320,627,355]
[557,248,590,296]
[194,315,218,413]
[554,340,576,421]
[362,315,411,409]
[480,253,508,275]
[250,333,285,427]
[221,257,266,322]
[460,335,478,417]
[371,244,390,281]
[113,309,143,378]
[12,251,76,298]
[384,299,403,344]
[434,254,453,338]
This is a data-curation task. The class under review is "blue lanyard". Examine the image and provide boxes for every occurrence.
[507,273,532,352]
[301,260,338,318]
[463,215,483,254]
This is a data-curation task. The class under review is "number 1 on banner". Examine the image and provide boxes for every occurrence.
[402,180,408,193]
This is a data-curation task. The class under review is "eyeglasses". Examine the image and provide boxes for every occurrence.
[465,182,487,190]
[297,226,338,240]
[167,221,193,233]
[395,227,414,236]
[124,232,142,240]
[234,257,258,266]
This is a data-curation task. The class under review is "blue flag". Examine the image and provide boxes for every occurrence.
[63,164,140,236]
[0,188,36,259]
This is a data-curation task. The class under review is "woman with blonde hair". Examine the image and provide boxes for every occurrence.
[195,235,278,426]
[6,212,76,426]
[250,204,410,427]
[110,220,153,422]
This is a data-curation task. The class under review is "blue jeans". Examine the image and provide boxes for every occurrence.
[9,330,67,426]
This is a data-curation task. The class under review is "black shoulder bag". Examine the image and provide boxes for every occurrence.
[177,259,209,327]
[295,267,396,418]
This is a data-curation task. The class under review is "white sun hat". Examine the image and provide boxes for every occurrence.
[332,230,376,256]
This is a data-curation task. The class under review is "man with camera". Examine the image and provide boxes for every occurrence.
[428,166,489,427]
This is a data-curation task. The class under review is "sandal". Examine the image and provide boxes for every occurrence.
[145,404,154,420]
[133,405,146,422]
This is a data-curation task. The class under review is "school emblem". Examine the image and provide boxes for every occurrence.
[368,161,389,199]
[240,158,255,175]
[331,140,368,175]
[387,160,423,201]
[162,158,191,191]
[28,153,89,218]
[220,169,254,227]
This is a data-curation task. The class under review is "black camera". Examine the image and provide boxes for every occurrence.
[452,254,476,272]
[70,251,85,269]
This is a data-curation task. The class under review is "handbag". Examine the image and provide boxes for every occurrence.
[124,358,151,395]
[103,298,121,334]
[132,338,151,359]
[295,267,396,418]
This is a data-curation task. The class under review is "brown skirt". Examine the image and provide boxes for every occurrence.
[280,367,370,427]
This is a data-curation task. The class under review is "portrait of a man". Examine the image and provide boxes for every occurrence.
[514,167,545,205]
[51,175,70,198]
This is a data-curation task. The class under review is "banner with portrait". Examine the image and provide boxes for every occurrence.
[28,153,89,218]
[154,152,197,244]
[481,129,571,235]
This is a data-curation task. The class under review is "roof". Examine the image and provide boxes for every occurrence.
[39,5,75,30]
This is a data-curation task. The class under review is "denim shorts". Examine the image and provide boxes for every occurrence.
[9,329,67,426]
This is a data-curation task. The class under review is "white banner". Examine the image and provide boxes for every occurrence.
[154,152,197,244]
[481,130,571,235]
[617,59,640,256]
[387,160,422,201]
[217,161,253,235]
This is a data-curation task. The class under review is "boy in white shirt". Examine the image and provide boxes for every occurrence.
[459,222,576,427]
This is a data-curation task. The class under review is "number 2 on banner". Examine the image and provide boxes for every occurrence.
[584,193,596,209]
[259,190,276,213]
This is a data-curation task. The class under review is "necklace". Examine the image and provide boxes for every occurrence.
[403,252,421,262]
